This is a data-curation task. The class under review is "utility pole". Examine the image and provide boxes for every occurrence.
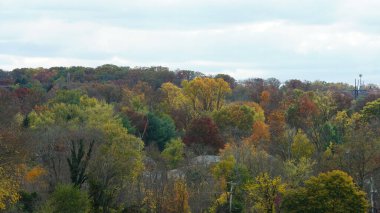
[370,177,377,213]
[228,182,236,213]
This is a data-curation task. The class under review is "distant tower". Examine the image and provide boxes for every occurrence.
[354,74,367,99]
[67,72,71,85]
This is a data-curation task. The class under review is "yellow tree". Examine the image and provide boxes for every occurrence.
[282,170,368,212]
[244,173,286,213]
[182,77,231,112]
[0,167,20,210]
[160,82,194,129]
[291,129,315,160]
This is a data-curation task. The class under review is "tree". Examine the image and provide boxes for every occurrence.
[161,138,185,169]
[67,139,94,188]
[38,184,91,213]
[283,158,315,188]
[0,167,20,210]
[244,173,286,213]
[144,112,176,151]
[88,134,144,212]
[361,98,380,122]
[291,129,315,160]
[182,77,231,111]
[183,116,224,154]
[211,155,249,212]
[282,170,368,212]
[159,82,194,130]
[212,102,265,139]
[214,74,237,89]
[251,121,270,145]
[330,124,380,187]
[162,180,191,213]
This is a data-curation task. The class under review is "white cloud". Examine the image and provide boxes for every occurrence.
[1,0,380,83]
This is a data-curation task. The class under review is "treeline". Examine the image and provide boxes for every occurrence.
[0,65,380,212]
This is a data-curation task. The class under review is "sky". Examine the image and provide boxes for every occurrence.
[0,0,380,84]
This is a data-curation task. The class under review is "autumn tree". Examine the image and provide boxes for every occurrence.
[159,82,194,130]
[291,129,315,160]
[183,116,224,154]
[361,98,380,122]
[182,77,231,112]
[211,155,249,212]
[212,102,265,139]
[0,167,20,210]
[282,170,368,212]
[244,173,286,213]
[38,184,91,213]
[161,138,185,169]
[250,121,270,146]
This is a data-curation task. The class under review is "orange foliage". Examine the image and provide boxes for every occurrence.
[251,121,270,143]
[25,166,46,183]
[268,110,286,137]
[299,95,319,117]
[260,90,271,107]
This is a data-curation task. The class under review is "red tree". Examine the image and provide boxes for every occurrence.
[183,116,224,153]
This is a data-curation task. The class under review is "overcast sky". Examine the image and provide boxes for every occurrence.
[1,0,380,84]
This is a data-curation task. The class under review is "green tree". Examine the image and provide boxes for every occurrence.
[88,134,144,212]
[291,129,315,160]
[144,112,176,151]
[283,158,315,188]
[161,138,185,169]
[38,184,90,213]
[282,170,368,213]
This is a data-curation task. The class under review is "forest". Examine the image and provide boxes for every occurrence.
[0,64,380,212]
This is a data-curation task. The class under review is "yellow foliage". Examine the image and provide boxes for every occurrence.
[182,77,231,111]
[0,167,20,210]
[291,129,315,160]
[245,173,286,212]
[251,121,270,143]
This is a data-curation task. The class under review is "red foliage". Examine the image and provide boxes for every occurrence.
[14,88,31,99]
[34,70,56,84]
[183,116,224,153]
[299,95,318,117]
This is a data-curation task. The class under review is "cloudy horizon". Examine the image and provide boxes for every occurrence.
[1,0,380,84]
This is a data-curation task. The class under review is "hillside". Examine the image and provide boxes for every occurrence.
[0,65,379,212]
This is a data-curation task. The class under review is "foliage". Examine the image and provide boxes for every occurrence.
[25,166,46,183]
[251,121,270,144]
[38,184,91,213]
[245,173,286,213]
[291,129,315,160]
[183,116,224,153]
[182,77,231,111]
[161,138,185,169]
[2,66,380,212]
[212,102,264,138]
[144,112,177,151]
[283,158,315,188]
[282,170,368,213]
[361,98,380,121]
[0,167,20,210]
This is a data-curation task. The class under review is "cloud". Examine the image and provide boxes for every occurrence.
[0,0,380,84]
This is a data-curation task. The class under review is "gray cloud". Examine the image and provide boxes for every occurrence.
[0,0,379,84]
